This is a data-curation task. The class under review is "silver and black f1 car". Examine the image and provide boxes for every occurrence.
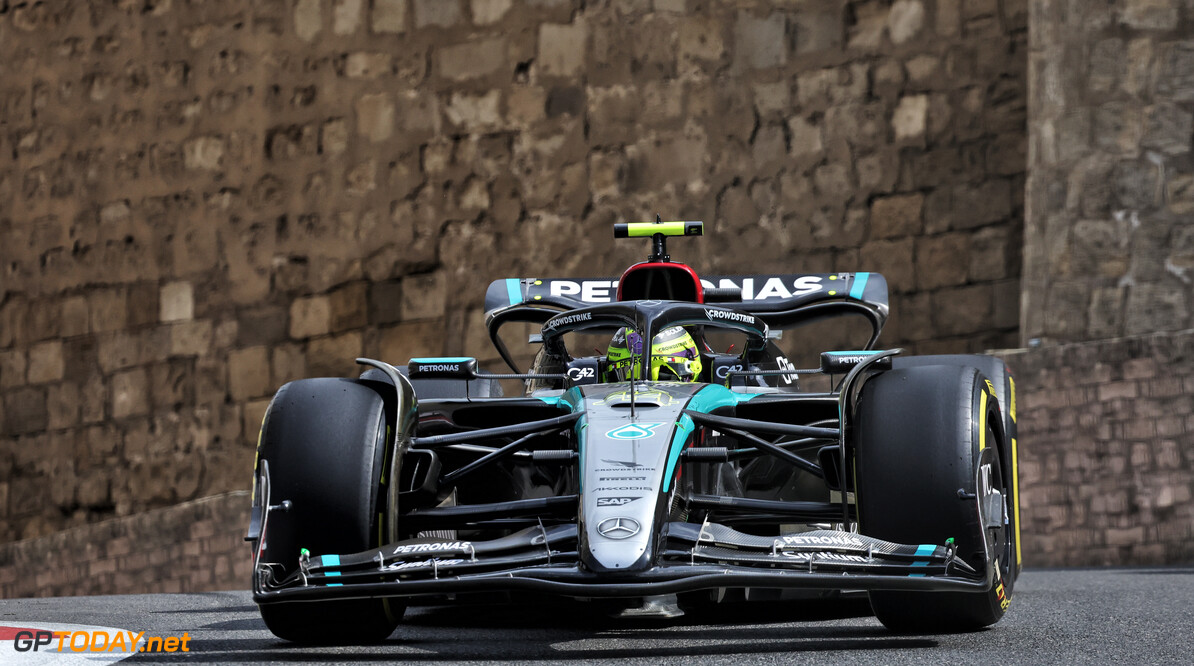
[247,221,1021,642]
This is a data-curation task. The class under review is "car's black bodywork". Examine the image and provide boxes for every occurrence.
[247,222,1020,639]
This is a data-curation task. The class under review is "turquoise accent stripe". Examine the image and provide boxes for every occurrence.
[909,544,935,577]
[505,278,522,305]
[576,417,587,492]
[849,272,869,300]
[662,386,758,491]
[546,387,585,489]
[410,357,473,363]
[825,350,874,355]
[324,554,342,585]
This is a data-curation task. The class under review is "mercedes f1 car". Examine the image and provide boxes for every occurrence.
[247,221,1021,642]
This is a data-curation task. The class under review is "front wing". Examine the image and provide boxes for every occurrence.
[253,523,988,605]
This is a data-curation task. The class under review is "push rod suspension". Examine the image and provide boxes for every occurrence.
[412,412,581,448]
[682,411,839,439]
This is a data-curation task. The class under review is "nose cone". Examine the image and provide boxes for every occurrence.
[580,418,666,573]
[574,383,705,573]
[586,515,652,572]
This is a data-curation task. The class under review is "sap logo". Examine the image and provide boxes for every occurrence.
[596,497,640,507]
[549,280,618,303]
[605,423,664,439]
[699,276,823,300]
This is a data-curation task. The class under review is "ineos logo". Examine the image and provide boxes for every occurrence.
[597,517,640,539]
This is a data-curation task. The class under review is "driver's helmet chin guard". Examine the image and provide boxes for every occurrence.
[606,326,704,382]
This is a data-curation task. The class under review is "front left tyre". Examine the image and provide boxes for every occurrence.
[252,377,404,643]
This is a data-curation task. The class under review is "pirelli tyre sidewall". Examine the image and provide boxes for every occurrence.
[891,354,1022,580]
[855,364,1014,632]
[254,377,403,644]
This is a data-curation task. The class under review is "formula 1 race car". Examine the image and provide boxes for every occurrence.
[247,221,1021,642]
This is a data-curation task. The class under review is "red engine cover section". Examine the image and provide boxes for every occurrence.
[617,262,704,303]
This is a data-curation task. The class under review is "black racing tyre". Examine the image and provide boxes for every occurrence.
[855,365,1015,632]
[254,378,404,643]
[526,346,566,392]
[892,354,1021,580]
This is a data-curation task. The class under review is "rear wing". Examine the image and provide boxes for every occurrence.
[485,273,888,317]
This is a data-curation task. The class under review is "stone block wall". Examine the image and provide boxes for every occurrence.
[0,492,251,598]
[998,330,1194,566]
[0,0,1026,543]
[1024,0,1194,343]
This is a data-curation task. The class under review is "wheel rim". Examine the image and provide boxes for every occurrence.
[980,417,1014,604]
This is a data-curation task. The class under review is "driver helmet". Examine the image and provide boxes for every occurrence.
[606,326,704,382]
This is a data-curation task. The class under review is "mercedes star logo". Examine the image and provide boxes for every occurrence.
[597,517,641,539]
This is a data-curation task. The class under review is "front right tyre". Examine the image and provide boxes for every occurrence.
[855,364,1016,632]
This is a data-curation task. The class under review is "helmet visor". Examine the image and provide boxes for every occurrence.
[652,356,696,382]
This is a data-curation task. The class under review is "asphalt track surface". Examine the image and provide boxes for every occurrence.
[3,567,1193,664]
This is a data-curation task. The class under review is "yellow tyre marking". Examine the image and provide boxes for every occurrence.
[1008,376,1016,423]
[1013,436,1022,567]
[978,390,988,451]
[250,410,268,497]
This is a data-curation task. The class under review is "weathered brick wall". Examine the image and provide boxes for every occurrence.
[998,330,1194,566]
[0,0,1026,542]
[0,491,251,598]
[1024,0,1194,343]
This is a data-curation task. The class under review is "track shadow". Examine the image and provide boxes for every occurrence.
[201,618,268,631]
[404,596,874,629]
[130,597,939,663]
[128,634,935,663]
[153,606,259,615]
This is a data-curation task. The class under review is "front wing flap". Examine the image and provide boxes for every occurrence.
[254,523,985,604]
